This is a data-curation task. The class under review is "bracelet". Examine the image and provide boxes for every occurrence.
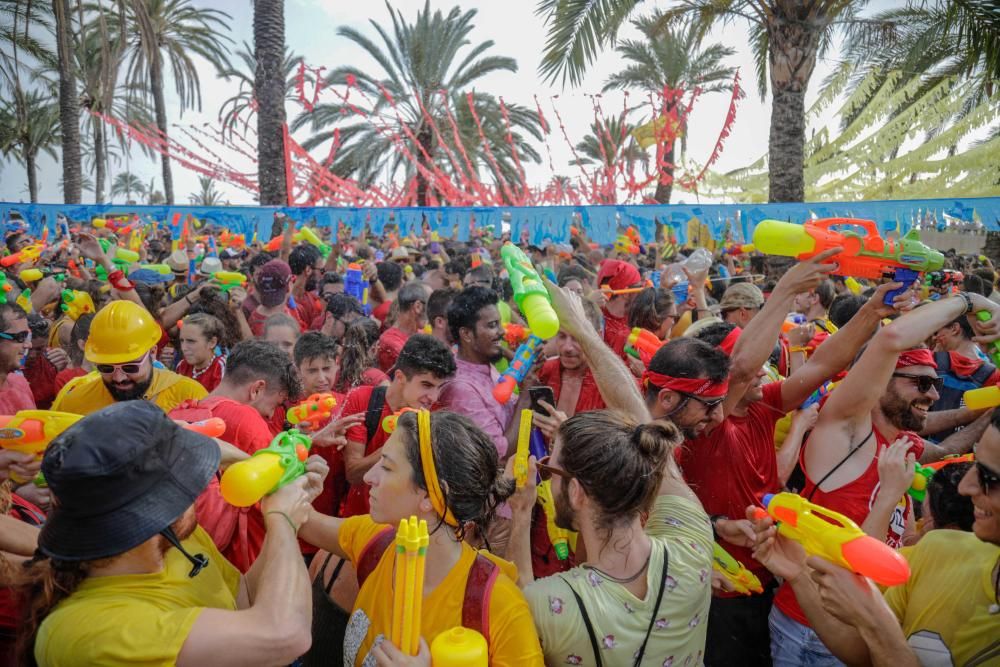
[788,346,809,353]
[265,510,298,533]
[956,291,974,315]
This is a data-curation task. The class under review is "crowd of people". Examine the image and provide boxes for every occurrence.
[0,215,997,666]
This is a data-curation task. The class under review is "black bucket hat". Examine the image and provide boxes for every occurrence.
[38,401,221,561]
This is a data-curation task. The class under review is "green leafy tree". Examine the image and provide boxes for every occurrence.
[0,88,61,202]
[110,170,146,202]
[188,175,224,205]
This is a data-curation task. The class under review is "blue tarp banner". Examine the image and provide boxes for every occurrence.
[2,197,998,247]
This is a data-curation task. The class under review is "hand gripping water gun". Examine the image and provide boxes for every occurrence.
[752,218,944,305]
[755,492,910,586]
[625,327,665,364]
[1,243,44,268]
[514,409,533,488]
[712,543,763,595]
[536,480,572,560]
[220,429,313,507]
[493,334,544,404]
[287,393,337,429]
[60,289,95,320]
[0,410,82,484]
[501,243,559,339]
[93,216,135,235]
[431,627,488,667]
[212,271,247,293]
[503,322,530,348]
[800,381,835,410]
[391,516,429,656]
[344,263,371,314]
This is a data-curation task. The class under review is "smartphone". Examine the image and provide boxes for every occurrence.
[529,386,556,415]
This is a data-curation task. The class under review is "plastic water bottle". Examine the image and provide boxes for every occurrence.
[682,248,713,274]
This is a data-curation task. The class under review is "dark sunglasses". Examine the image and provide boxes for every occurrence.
[96,351,149,375]
[679,392,726,410]
[892,373,944,394]
[973,445,1000,494]
[0,331,31,343]
[537,455,572,482]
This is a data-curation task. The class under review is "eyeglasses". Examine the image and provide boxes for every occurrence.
[973,445,1000,494]
[679,392,726,410]
[96,351,150,375]
[537,455,572,482]
[891,373,944,394]
[0,330,31,344]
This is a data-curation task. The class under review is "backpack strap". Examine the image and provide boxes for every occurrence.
[365,386,388,444]
[934,351,951,375]
[971,360,997,385]
[356,526,395,588]
[462,553,500,646]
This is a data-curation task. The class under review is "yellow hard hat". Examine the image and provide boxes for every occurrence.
[85,300,162,364]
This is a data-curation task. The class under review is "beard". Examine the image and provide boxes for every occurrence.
[105,372,154,401]
[880,387,928,431]
[553,479,576,531]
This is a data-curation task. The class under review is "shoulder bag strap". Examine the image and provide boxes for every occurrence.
[559,576,603,667]
[632,546,670,667]
[365,385,388,444]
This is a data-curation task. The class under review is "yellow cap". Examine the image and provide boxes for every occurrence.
[85,300,162,364]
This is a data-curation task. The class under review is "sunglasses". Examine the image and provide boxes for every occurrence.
[96,351,150,375]
[679,392,726,410]
[0,330,31,344]
[973,445,1000,494]
[892,373,944,394]
[537,455,572,482]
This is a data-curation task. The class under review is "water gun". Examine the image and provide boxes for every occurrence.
[908,463,935,502]
[624,327,665,364]
[755,492,910,586]
[220,429,313,507]
[287,393,337,429]
[963,384,1000,410]
[179,417,226,438]
[925,270,963,295]
[0,410,82,484]
[98,239,140,270]
[60,289,95,320]
[219,230,246,248]
[0,274,11,304]
[297,226,332,257]
[712,543,763,595]
[493,334,543,404]
[781,313,806,334]
[19,268,67,283]
[721,243,755,257]
[501,243,559,339]
[1,243,44,267]
[800,381,835,409]
[844,277,864,295]
[139,264,172,276]
[975,311,1000,367]
[752,218,944,305]
[92,216,135,235]
[503,323,530,348]
[344,263,371,315]
[536,480,572,560]
[212,271,247,293]
[615,234,640,255]
[431,627,488,667]
[514,409,532,488]
[382,407,418,434]
[15,288,31,314]
[391,515,429,656]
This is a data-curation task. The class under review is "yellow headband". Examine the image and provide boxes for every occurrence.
[418,409,459,528]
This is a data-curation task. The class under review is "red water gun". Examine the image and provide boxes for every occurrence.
[624,327,665,365]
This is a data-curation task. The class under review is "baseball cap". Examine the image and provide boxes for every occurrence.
[719,283,765,312]
[255,259,292,307]
[597,259,642,291]
[38,401,220,561]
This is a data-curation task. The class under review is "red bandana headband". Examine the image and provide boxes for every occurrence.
[895,348,937,370]
[717,327,742,356]
[642,371,729,397]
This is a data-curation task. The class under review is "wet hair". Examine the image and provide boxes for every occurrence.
[321,272,343,289]
[426,287,458,325]
[557,410,678,539]
[397,282,428,313]
[293,331,339,367]
[187,286,243,349]
[247,253,273,276]
[646,337,731,402]
[223,339,301,397]
[828,294,868,329]
[376,261,404,292]
[325,292,363,318]
[628,288,675,332]
[334,318,381,393]
[446,285,498,344]
[395,410,513,541]
[67,313,95,366]
[394,334,456,379]
[692,321,737,348]
[288,244,322,276]
[180,312,224,347]
[926,462,975,532]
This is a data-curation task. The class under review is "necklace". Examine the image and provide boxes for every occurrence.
[582,549,652,585]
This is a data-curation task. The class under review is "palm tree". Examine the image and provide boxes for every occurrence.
[602,14,738,203]
[145,176,164,204]
[115,0,232,204]
[536,0,868,203]
[572,114,646,204]
[188,175,224,205]
[218,42,304,137]
[0,88,61,202]
[253,1,288,206]
[53,0,83,204]
[294,1,542,206]
[110,170,146,202]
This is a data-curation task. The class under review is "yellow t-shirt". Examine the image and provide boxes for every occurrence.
[339,515,543,667]
[524,494,713,667]
[35,527,240,667]
[51,368,207,415]
[884,529,1000,666]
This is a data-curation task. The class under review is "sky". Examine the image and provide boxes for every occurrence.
[0,0,897,206]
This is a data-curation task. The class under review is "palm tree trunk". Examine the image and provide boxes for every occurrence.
[94,121,106,202]
[255,0,288,206]
[149,50,174,204]
[415,126,433,206]
[766,15,821,203]
[26,151,38,203]
[53,0,82,204]
[653,140,675,204]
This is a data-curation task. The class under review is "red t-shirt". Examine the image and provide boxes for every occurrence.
[0,373,35,414]
[602,309,630,359]
[170,396,275,573]
[678,381,785,592]
[376,326,409,373]
[339,385,392,517]
[22,353,58,410]
[773,425,924,625]
[372,299,392,326]
[536,358,606,415]
[293,291,324,331]
[248,305,306,337]
[53,367,88,394]
[176,354,226,392]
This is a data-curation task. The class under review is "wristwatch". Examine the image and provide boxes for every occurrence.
[709,514,728,538]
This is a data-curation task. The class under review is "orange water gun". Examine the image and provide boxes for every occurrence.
[503,323,530,348]
[624,327,665,364]
[0,410,82,484]
[287,393,337,429]
[1,243,44,268]
[219,230,246,248]
[755,492,910,586]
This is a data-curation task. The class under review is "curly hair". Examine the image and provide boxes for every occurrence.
[187,286,243,349]
[334,318,381,393]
